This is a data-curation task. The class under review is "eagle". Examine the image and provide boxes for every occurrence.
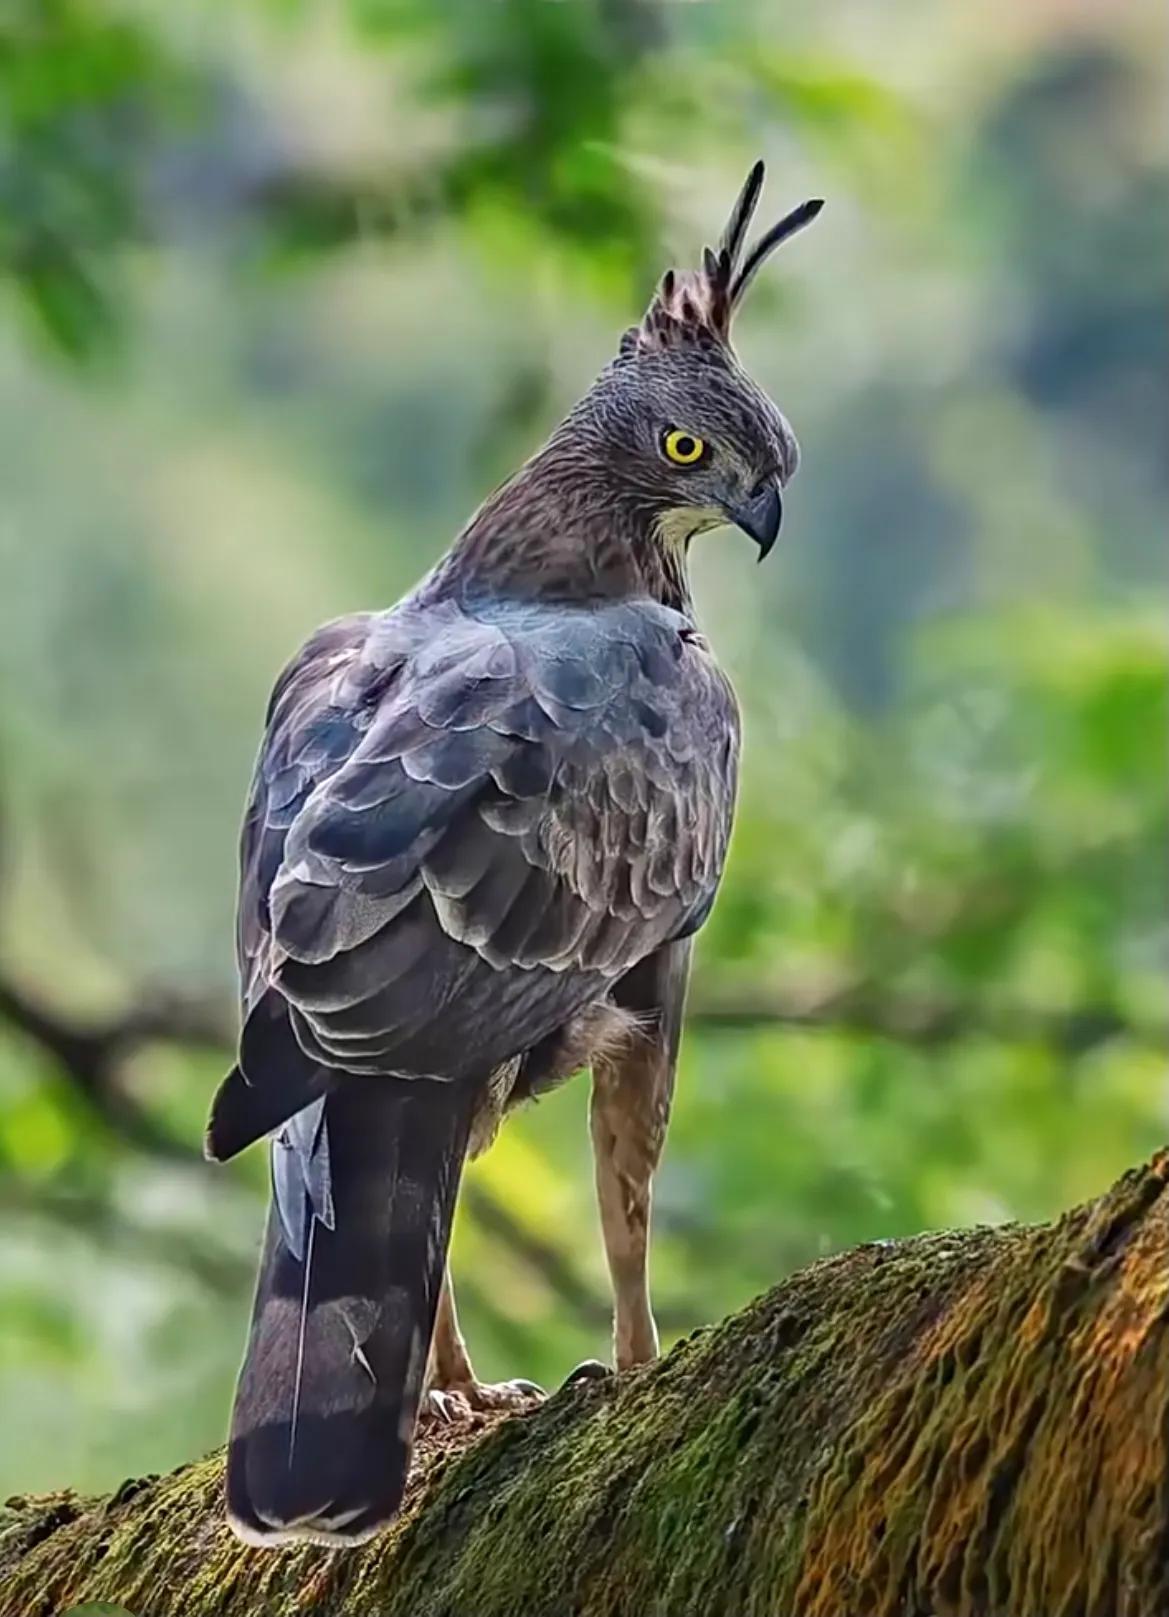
[206,162,821,1547]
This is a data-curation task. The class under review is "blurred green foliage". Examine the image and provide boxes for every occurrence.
[0,0,187,357]
[0,0,1165,1497]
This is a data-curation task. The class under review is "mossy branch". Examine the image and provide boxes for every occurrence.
[3,1153,1168,1617]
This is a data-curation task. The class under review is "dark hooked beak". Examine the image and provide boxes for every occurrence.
[726,477,782,559]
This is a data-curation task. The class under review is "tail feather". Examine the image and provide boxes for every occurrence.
[225,1078,475,1546]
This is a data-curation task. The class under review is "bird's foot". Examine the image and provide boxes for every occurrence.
[421,1377,544,1425]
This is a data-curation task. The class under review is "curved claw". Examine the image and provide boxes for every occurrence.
[424,1378,545,1418]
[421,1387,470,1425]
[562,1358,613,1388]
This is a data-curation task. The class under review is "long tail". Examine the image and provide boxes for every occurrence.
[225,1077,475,1546]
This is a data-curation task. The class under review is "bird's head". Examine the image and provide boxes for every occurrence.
[449,164,821,607]
[585,163,821,563]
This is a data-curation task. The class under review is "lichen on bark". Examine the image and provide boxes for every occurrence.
[3,1152,1167,1617]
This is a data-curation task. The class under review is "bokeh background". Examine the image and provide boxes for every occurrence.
[0,0,1165,1497]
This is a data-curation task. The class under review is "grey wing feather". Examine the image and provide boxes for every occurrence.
[245,595,739,1082]
[208,613,377,1161]
[236,612,378,1015]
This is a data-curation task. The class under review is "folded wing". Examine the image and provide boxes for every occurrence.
[235,595,739,1100]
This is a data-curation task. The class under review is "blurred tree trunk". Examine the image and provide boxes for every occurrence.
[2,1153,1167,1617]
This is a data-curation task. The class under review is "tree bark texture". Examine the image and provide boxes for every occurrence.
[2,1151,1167,1617]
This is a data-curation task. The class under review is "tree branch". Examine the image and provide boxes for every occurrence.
[686,982,1165,1052]
[0,1180,253,1294]
[2,1151,1166,1617]
[2,959,1163,1342]
[0,976,228,1162]
[0,970,630,1329]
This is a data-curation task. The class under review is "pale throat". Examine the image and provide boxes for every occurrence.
[651,505,726,551]
[638,504,726,615]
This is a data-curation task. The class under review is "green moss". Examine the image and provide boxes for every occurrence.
[3,1154,1167,1617]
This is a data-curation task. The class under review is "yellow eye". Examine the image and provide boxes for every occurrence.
[663,428,707,466]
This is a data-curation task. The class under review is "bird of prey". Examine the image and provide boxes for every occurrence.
[206,161,821,1547]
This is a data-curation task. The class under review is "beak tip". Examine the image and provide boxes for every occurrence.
[728,479,783,559]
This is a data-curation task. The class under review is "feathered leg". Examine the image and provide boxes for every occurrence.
[589,939,691,1369]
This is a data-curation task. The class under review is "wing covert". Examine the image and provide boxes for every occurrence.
[273,601,735,973]
[242,596,739,1077]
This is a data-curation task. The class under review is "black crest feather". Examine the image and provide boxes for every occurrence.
[628,161,822,356]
